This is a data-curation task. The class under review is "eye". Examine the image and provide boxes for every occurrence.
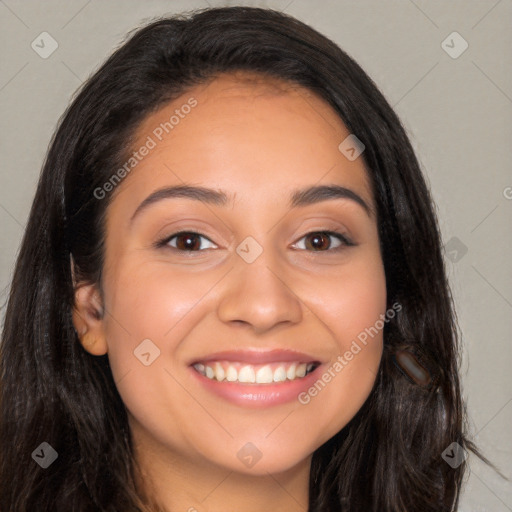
[156,229,353,253]
[293,231,353,252]
[158,231,217,252]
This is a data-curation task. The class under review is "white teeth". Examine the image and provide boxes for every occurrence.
[226,365,238,382]
[273,366,287,382]
[286,363,297,380]
[214,362,225,382]
[256,365,274,383]
[238,365,256,383]
[194,361,318,383]
[295,363,307,378]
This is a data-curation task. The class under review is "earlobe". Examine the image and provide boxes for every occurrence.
[80,330,107,356]
[72,283,108,356]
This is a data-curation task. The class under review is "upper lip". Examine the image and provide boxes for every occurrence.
[189,349,322,365]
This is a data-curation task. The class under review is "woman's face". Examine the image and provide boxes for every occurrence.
[77,71,386,476]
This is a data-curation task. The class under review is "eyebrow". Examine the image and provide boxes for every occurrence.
[129,183,374,224]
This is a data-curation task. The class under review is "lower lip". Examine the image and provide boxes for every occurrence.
[189,364,323,408]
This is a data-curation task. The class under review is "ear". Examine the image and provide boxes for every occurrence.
[71,257,108,356]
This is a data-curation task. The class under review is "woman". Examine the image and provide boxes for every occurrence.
[0,6,481,511]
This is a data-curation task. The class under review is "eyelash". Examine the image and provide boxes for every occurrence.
[155,230,355,254]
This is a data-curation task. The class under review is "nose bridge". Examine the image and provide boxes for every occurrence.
[216,235,303,332]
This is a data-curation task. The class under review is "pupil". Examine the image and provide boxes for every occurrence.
[309,233,328,251]
[178,233,199,250]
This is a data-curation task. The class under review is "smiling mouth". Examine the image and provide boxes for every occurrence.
[192,360,320,384]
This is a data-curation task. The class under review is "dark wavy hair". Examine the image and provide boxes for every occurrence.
[0,6,484,511]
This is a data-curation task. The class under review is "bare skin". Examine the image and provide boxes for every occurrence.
[73,71,387,512]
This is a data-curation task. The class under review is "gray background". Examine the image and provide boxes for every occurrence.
[0,0,511,509]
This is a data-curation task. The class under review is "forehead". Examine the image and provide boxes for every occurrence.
[117,71,373,211]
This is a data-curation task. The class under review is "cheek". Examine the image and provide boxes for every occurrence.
[103,259,214,344]
[100,259,222,402]
[307,250,387,346]
[328,254,386,372]
[99,263,216,455]
[296,255,386,437]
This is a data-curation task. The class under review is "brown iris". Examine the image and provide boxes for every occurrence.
[174,232,203,251]
[304,232,332,251]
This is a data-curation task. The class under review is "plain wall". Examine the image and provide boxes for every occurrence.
[0,1,511,509]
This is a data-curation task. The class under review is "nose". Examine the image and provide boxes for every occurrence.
[216,250,303,335]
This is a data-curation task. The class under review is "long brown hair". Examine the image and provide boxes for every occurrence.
[0,6,482,510]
